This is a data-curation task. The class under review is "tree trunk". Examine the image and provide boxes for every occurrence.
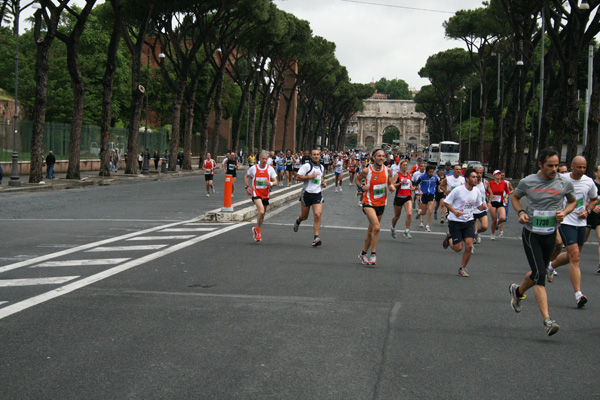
[168,81,185,171]
[64,41,85,180]
[210,70,225,156]
[585,50,600,176]
[182,78,198,170]
[29,39,52,183]
[99,0,122,177]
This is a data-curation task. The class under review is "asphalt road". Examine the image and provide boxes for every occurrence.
[1,170,599,399]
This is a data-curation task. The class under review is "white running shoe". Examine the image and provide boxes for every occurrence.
[339,187,342,192]
[499,230,504,237]
[391,227,397,238]
[425,225,431,232]
[206,193,210,197]
[335,187,338,192]
[490,234,495,241]
[419,221,424,228]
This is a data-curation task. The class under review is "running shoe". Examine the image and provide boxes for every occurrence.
[547,268,555,283]
[458,267,469,277]
[441,217,445,224]
[597,264,600,274]
[369,254,377,266]
[443,233,451,249]
[391,226,397,238]
[358,252,370,265]
[426,225,431,232]
[475,232,481,244]
[419,221,424,228]
[471,246,474,254]
[509,283,526,313]
[434,212,438,220]
[544,317,560,336]
[490,234,495,241]
[206,193,210,197]
[349,182,352,186]
[335,187,338,192]
[252,227,260,242]
[499,230,504,237]
[576,294,588,308]
[339,187,342,192]
[403,231,412,239]
[293,219,300,232]
[312,237,322,247]
[416,209,421,217]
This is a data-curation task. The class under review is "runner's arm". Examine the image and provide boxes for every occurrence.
[511,193,529,224]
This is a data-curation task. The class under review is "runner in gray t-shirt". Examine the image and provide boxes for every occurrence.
[508,149,576,336]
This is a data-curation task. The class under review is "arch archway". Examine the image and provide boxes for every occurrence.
[364,136,375,150]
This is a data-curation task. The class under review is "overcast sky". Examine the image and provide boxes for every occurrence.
[20,0,485,89]
[275,0,486,89]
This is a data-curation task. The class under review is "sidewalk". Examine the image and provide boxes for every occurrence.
[0,164,220,193]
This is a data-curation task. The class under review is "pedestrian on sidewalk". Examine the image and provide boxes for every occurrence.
[45,151,56,179]
[153,151,160,170]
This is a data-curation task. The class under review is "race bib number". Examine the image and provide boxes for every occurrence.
[401,181,411,189]
[255,177,268,188]
[532,210,556,233]
[228,164,235,170]
[492,195,501,203]
[311,177,321,185]
[373,183,386,198]
[205,169,211,174]
[575,193,585,211]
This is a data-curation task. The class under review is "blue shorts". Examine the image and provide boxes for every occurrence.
[277,166,284,173]
[335,171,342,176]
[559,224,586,247]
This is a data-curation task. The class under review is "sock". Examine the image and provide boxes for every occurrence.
[296,218,301,226]
[361,251,367,256]
[405,229,409,232]
[548,262,554,272]
[515,286,522,298]
[256,228,261,233]
[371,252,376,255]
[314,235,318,239]
[575,291,582,299]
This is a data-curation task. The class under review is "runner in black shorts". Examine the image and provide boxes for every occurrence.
[434,168,446,223]
[509,148,576,336]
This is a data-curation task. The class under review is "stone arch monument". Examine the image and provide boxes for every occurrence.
[355,100,427,151]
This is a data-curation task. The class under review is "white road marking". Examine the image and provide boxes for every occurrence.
[31,259,130,268]
[0,219,191,275]
[0,276,79,287]
[0,223,248,320]
[0,301,8,306]
[126,236,196,241]
[86,245,168,252]
[159,228,216,232]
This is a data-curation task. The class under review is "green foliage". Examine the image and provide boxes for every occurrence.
[374,78,412,100]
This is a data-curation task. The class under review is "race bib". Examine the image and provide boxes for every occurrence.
[228,164,235,170]
[255,177,268,188]
[575,193,585,211]
[492,195,501,203]
[532,210,556,233]
[311,177,321,185]
[373,183,386,198]
[205,169,211,174]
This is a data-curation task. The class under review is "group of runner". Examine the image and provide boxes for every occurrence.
[232,146,599,336]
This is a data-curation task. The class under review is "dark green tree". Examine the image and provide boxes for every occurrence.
[374,77,412,100]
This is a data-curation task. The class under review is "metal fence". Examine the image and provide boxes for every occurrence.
[0,119,168,161]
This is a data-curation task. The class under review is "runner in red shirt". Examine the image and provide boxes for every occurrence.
[202,153,216,197]
[245,150,278,242]
[390,159,414,239]
[488,170,510,240]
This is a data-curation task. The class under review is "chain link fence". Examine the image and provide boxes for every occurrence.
[0,119,168,162]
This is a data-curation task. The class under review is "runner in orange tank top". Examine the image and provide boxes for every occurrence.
[355,149,393,266]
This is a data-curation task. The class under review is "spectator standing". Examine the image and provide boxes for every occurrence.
[153,151,160,170]
[46,151,56,179]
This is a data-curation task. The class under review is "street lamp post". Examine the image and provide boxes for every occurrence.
[9,0,38,186]
[142,49,150,174]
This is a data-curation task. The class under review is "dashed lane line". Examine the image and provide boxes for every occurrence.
[126,236,196,241]
[0,219,209,275]
[0,277,80,287]
[86,245,168,252]
[0,222,248,320]
[30,259,131,268]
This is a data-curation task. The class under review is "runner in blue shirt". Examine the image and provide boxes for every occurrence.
[414,165,439,231]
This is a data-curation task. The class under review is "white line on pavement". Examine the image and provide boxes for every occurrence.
[0,276,80,287]
[126,236,196,241]
[0,223,249,320]
[31,259,131,268]
[159,228,216,232]
[0,219,193,275]
[86,245,168,252]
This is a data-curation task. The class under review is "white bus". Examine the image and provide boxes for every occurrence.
[426,144,439,166]
[438,141,460,166]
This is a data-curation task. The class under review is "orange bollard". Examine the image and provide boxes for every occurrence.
[222,175,233,212]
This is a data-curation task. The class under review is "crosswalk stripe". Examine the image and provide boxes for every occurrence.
[86,245,168,252]
[31,259,130,268]
[0,276,80,287]
[126,236,195,241]
[0,301,7,306]
[160,228,216,232]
